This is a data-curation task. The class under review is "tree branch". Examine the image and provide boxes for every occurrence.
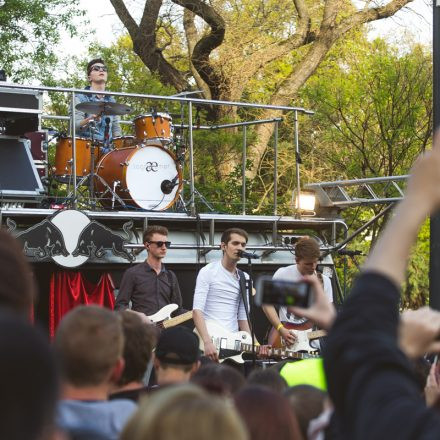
[183,9,212,99]
[336,0,414,37]
[109,0,139,37]
[110,0,188,91]
[172,0,226,100]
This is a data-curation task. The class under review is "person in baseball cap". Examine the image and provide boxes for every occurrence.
[153,327,201,386]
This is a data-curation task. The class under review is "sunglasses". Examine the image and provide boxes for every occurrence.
[148,241,171,248]
[91,65,107,72]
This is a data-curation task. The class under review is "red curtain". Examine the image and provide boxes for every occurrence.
[49,271,115,338]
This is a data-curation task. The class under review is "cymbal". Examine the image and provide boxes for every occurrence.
[75,101,132,116]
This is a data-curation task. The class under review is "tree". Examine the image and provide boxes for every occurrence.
[0,0,85,81]
[294,37,432,307]
[109,0,415,177]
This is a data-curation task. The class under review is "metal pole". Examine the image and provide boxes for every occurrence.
[0,82,314,114]
[294,110,301,218]
[430,1,440,310]
[188,101,195,216]
[71,92,77,208]
[242,126,247,215]
[273,121,279,216]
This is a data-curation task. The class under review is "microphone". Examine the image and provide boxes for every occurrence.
[238,250,259,260]
[160,175,179,194]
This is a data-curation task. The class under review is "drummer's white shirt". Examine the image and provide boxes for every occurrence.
[193,261,248,333]
[273,265,333,323]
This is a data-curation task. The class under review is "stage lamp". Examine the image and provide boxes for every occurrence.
[295,191,316,212]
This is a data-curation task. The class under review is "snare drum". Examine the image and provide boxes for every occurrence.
[112,136,136,150]
[95,143,182,211]
[133,113,173,144]
[54,137,100,182]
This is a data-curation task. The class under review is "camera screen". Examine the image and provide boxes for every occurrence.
[260,278,311,307]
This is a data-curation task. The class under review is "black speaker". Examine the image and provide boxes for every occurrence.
[0,136,44,199]
[0,87,42,136]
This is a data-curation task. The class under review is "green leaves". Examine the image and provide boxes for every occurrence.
[0,0,86,81]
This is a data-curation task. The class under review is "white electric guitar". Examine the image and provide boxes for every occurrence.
[195,320,320,364]
[147,304,193,329]
[268,323,326,352]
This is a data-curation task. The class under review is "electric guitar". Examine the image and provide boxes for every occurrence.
[268,322,327,351]
[147,304,193,329]
[195,320,320,364]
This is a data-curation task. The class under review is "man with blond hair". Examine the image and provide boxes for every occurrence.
[263,236,333,346]
[54,305,136,439]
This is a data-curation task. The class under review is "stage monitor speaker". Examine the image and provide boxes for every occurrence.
[0,136,44,200]
[0,86,42,136]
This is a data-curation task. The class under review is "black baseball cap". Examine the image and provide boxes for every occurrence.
[155,326,200,365]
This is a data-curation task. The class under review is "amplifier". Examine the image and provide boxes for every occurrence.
[0,85,43,136]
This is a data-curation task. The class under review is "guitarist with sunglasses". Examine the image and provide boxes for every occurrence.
[115,225,185,325]
[262,237,333,350]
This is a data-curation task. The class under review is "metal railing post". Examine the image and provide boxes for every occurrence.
[273,121,279,216]
[188,101,195,216]
[70,92,77,208]
[242,125,247,215]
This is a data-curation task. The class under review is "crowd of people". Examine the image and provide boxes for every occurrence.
[4,59,440,438]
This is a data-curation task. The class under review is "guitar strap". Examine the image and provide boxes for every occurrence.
[166,270,173,301]
[237,269,252,331]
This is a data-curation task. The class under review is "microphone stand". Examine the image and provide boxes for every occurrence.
[245,255,257,369]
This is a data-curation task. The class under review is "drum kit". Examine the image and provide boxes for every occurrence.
[53,101,184,211]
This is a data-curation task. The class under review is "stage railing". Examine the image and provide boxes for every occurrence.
[0,83,314,216]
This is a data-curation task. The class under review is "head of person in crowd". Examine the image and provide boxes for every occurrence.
[294,236,321,276]
[121,384,248,440]
[246,368,288,393]
[154,326,201,385]
[0,228,35,317]
[234,386,303,440]
[54,305,124,396]
[285,384,328,440]
[220,227,248,262]
[87,57,108,87]
[143,225,170,261]
[0,310,59,440]
[191,362,245,396]
[111,311,156,399]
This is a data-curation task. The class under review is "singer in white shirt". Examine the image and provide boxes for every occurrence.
[193,228,268,362]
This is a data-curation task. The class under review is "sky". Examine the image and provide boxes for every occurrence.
[61,0,433,60]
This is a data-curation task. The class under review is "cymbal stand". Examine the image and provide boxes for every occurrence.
[65,117,127,210]
[88,119,98,209]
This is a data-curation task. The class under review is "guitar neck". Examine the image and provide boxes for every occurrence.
[240,343,318,360]
[308,329,327,340]
[162,310,193,329]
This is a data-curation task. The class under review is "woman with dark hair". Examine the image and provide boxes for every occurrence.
[234,386,303,440]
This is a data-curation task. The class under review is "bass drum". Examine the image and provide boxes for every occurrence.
[95,143,182,211]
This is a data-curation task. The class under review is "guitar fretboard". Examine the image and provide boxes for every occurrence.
[240,343,319,360]
[162,310,193,329]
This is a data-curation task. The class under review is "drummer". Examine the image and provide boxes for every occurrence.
[73,58,122,153]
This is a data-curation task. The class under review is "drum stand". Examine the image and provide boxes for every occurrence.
[65,121,127,210]
[177,180,215,213]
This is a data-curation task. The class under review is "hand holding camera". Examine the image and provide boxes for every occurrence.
[256,274,336,331]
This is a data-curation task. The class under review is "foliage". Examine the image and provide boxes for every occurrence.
[0,0,86,81]
[300,38,432,181]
